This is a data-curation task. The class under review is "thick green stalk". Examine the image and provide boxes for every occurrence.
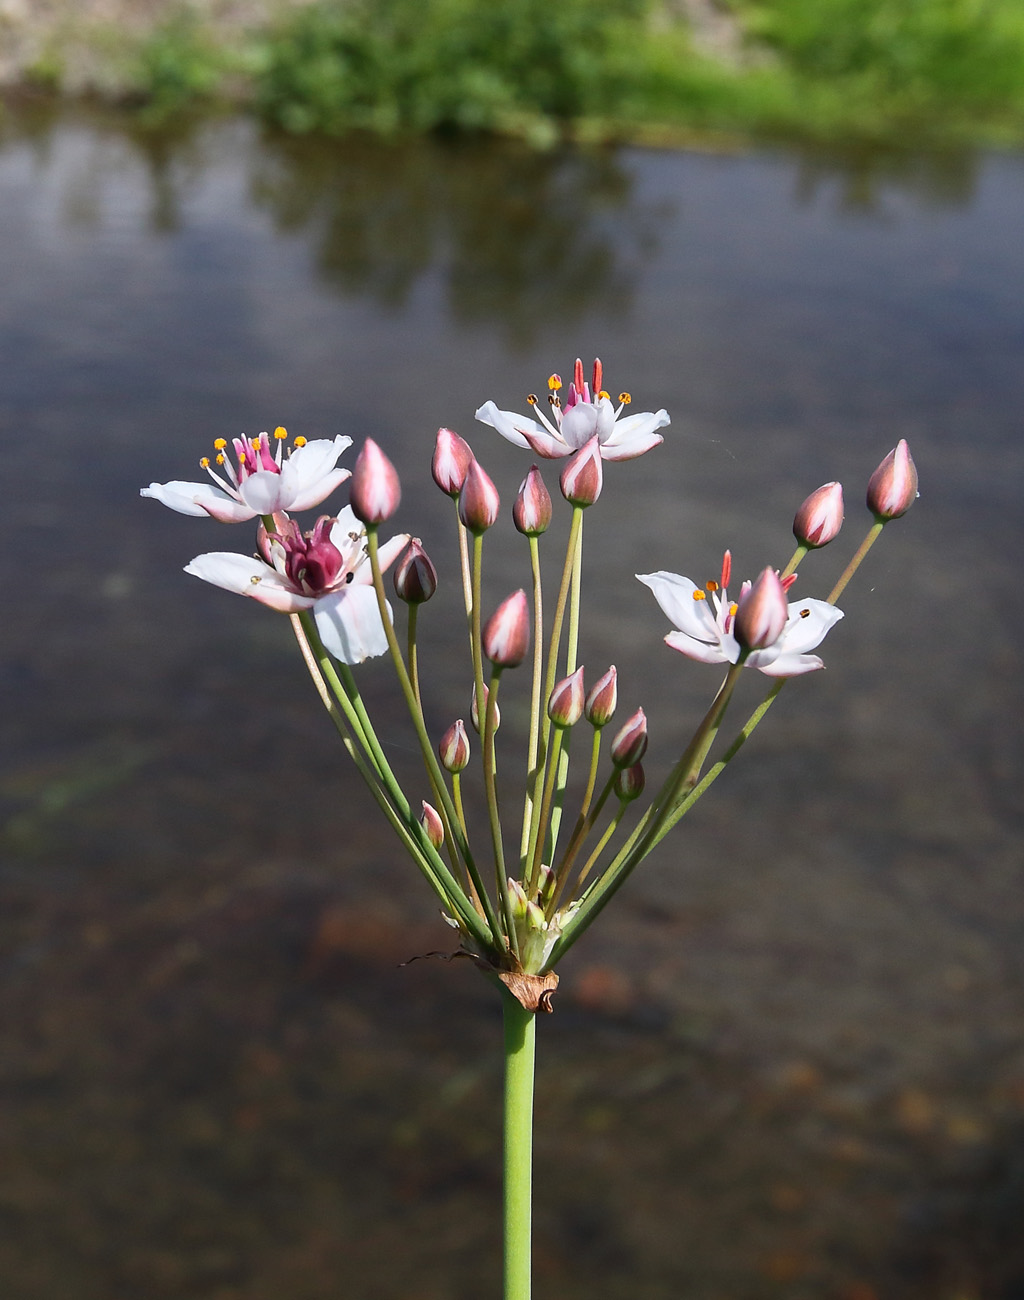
[502,989,536,1300]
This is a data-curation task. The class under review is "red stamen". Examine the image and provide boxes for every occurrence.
[573,357,585,397]
[592,358,603,396]
[720,550,732,589]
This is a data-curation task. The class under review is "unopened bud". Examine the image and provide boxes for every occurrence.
[614,762,645,801]
[471,681,500,734]
[585,665,617,727]
[508,877,529,919]
[350,438,401,525]
[867,439,918,520]
[547,666,585,728]
[420,801,445,849]
[559,436,603,507]
[432,427,474,497]
[793,481,844,548]
[482,590,530,668]
[513,466,552,536]
[393,538,437,604]
[536,864,556,906]
[438,719,470,772]
[733,568,788,651]
[458,458,501,533]
[611,707,647,767]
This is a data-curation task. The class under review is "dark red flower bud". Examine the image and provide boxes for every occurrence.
[611,708,647,767]
[793,482,844,548]
[867,439,918,520]
[438,719,471,772]
[614,762,645,801]
[547,667,585,728]
[513,465,552,536]
[482,590,530,668]
[458,458,501,534]
[393,538,437,604]
[432,427,473,497]
[585,665,617,727]
[350,438,401,525]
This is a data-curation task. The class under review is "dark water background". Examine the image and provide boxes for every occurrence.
[2,102,1024,1299]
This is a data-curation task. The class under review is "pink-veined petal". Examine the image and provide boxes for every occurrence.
[141,480,254,521]
[474,401,549,451]
[520,426,573,459]
[314,586,392,663]
[601,408,671,446]
[637,571,721,644]
[184,552,313,612]
[665,630,733,664]
[599,430,665,461]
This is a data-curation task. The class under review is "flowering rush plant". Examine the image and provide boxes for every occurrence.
[144,359,918,1300]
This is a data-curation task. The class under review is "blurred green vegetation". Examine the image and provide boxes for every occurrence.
[16,0,1024,146]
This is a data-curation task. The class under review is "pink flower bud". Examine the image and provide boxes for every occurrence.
[482,590,530,668]
[867,439,918,520]
[432,427,473,497]
[438,719,471,772]
[393,537,437,604]
[513,466,552,536]
[733,568,788,651]
[458,457,501,534]
[547,666,585,728]
[585,665,617,727]
[793,481,844,548]
[350,438,401,525]
[611,707,647,767]
[471,681,500,734]
[614,762,645,801]
[559,436,603,507]
[420,801,445,849]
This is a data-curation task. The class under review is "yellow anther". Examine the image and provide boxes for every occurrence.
[215,453,225,465]
[598,389,610,401]
[692,590,706,602]
[238,450,247,463]
[274,426,287,440]
[729,602,738,617]
[213,438,227,450]
[706,579,719,592]
[293,435,307,447]
[548,373,562,391]
[199,456,210,468]
[618,392,631,405]
[527,393,538,406]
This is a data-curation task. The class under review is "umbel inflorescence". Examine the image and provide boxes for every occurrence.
[143,358,917,1007]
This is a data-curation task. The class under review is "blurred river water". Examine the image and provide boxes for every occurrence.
[2,103,1024,1299]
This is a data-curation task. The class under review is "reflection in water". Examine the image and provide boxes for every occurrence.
[791,141,981,212]
[2,105,1024,1300]
[249,131,656,346]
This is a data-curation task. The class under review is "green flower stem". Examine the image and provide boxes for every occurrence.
[364,528,504,950]
[456,507,473,624]
[554,727,604,881]
[407,603,423,712]
[524,507,583,885]
[527,723,568,895]
[572,799,628,894]
[780,543,807,580]
[828,520,885,604]
[485,667,518,958]
[519,534,545,868]
[291,614,482,932]
[502,988,536,1300]
[544,512,584,861]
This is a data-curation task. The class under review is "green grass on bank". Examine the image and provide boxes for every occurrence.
[23,0,1024,148]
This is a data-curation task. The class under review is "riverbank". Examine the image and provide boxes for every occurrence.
[3,0,1024,149]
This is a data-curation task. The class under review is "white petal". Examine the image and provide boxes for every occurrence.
[375,531,412,576]
[474,401,547,451]
[600,430,665,461]
[779,600,844,655]
[559,403,600,450]
[238,468,290,515]
[665,630,732,664]
[314,586,392,663]
[280,435,353,507]
[751,651,825,676]
[637,571,721,644]
[141,480,253,522]
[184,552,312,612]
[601,408,671,445]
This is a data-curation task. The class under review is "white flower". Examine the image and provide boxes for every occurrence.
[184,506,409,663]
[141,429,352,522]
[637,556,843,677]
[475,358,668,462]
